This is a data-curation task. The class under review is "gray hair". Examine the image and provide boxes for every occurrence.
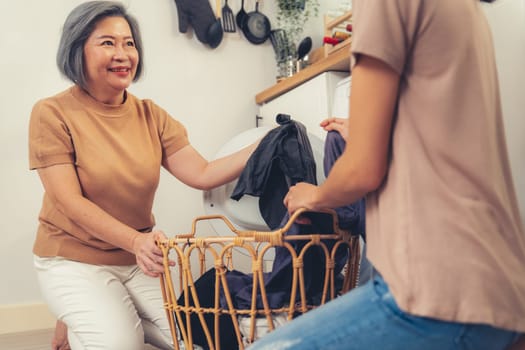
[56,1,144,89]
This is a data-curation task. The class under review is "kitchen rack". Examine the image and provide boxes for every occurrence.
[256,11,353,105]
[321,11,353,58]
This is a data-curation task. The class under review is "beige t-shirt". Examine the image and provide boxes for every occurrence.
[352,0,525,332]
[29,85,189,265]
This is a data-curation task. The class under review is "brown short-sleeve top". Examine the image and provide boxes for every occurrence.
[351,0,525,332]
[29,86,189,265]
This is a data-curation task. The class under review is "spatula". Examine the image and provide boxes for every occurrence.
[222,0,236,33]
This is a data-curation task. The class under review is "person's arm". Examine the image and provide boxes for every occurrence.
[162,140,259,190]
[284,55,400,213]
[37,164,169,277]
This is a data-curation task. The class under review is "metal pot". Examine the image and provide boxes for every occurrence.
[242,0,271,45]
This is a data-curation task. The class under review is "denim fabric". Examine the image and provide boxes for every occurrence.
[248,274,519,350]
[357,242,373,286]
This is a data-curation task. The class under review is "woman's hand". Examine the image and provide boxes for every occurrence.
[132,230,174,277]
[320,117,349,142]
[283,182,321,216]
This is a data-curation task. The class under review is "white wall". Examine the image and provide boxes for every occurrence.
[2,0,522,332]
[482,0,525,223]
[0,0,339,323]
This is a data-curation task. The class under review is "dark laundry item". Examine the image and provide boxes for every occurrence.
[223,212,349,311]
[174,129,366,350]
[220,128,363,312]
[177,269,239,350]
[231,114,317,229]
[173,0,217,45]
[323,131,366,239]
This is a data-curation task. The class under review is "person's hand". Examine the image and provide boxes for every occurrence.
[283,182,321,217]
[320,117,349,142]
[51,320,70,350]
[133,230,174,277]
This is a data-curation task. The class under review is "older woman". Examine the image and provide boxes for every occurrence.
[29,2,257,349]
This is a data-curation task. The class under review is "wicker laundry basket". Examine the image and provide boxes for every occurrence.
[158,208,361,350]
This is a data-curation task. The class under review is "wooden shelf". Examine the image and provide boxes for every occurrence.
[255,46,351,105]
[256,10,352,105]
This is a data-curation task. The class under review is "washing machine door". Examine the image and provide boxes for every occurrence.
[203,126,326,234]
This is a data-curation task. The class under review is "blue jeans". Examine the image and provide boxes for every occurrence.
[249,274,520,350]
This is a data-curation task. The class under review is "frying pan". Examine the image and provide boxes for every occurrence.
[242,0,271,45]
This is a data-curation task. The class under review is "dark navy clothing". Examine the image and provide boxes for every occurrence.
[324,131,366,239]
[223,211,348,310]
[231,114,317,230]
[224,129,365,310]
[182,124,367,334]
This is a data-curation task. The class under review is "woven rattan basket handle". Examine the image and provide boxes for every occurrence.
[173,207,348,239]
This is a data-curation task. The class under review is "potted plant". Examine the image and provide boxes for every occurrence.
[276,0,320,56]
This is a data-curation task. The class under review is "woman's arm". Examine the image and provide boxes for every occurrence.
[284,55,400,213]
[162,140,259,191]
[37,164,169,277]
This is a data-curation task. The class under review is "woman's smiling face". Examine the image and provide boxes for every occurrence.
[83,16,139,104]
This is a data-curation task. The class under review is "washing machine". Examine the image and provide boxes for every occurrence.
[202,72,352,269]
[256,72,350,140]
[203,71,351,232]
[202,125,325,233]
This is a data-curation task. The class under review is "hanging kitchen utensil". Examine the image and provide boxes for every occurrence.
[206,0,223,48]
[242,0,271,45]
[236,0,247,29]
[222,0,236,33]
[172,0,216,45]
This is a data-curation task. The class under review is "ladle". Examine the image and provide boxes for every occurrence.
[297,36,312,60]
[236,0,247,29]
[207,0,223,48]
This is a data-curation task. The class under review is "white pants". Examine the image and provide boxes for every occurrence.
[34,255,175,350]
